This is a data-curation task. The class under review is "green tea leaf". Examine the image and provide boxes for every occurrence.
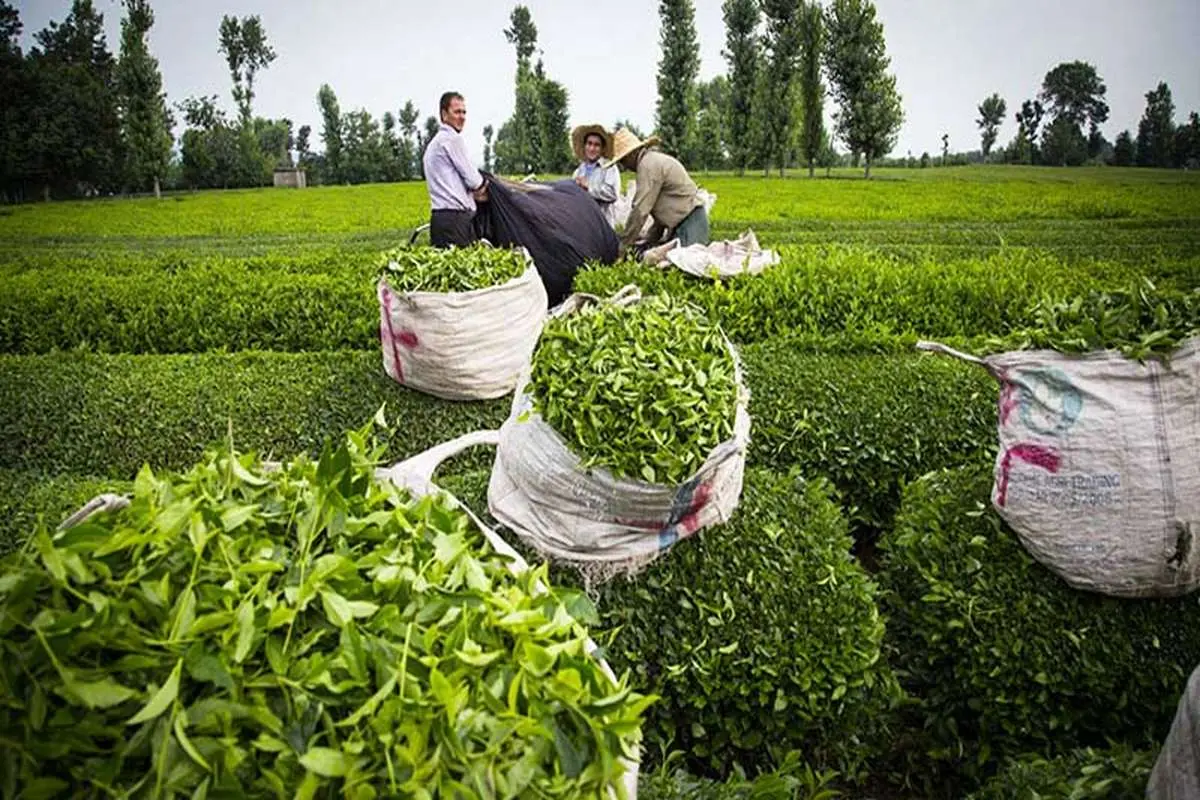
[169,588,196,641]
[68,676,137,710]
[220,503,259,532]
[234,602,256,663]
[174,713,212,771]
[19,778,70,800]
[229,457,269,487]
[320,590,353,628]
[35,530,66,584]
[299,747,348,777]
[127,658,182,725]
[522,642,556,677]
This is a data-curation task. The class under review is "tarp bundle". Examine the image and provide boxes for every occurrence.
[919,338,1200,598]
[474,174,620,307]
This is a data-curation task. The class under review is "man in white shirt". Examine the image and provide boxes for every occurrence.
[422,91,488,247]
[571,124,621,229]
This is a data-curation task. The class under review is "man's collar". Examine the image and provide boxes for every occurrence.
[439,122,458,135]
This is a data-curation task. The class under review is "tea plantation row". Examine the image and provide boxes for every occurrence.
[2,336,1194,795]
[5,428,1192,798]
[8,245,1197,354]
[0,345,996,539]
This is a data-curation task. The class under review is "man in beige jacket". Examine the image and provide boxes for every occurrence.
[606,128,709,255]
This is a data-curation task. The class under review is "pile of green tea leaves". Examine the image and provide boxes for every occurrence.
[528,295,740,485]
[0,422,649,798]
[379,244,527,294]
[990,279,1200,362]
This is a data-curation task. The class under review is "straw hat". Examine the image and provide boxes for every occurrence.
[571,124,613,162]
[605,128,661,167]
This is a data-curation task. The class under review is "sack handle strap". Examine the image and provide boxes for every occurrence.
[58,493,130,532]
[916,340,986,365]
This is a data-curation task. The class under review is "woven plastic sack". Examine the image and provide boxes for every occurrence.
[919,338,1200,598]
[486,291,752,584]
[652,229,780,278]
[374,431,641,799]
[376,249,546,401]
[1148,662,1200,799]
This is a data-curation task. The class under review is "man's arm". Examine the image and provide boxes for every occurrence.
[447,135,484,191]
[644,220,667,245]
[619,166,661,249]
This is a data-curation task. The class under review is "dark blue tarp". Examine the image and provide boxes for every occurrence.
[474,174,619,307]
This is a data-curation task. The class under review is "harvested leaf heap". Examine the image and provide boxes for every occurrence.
[379,244,527,295]
[528,296,739,486]
[0,423,648,798]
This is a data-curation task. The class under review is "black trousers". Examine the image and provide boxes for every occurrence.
[430,209,477,248]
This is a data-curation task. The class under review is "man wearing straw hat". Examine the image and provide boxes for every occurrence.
[571,124,621,228]
[605,128,709,254]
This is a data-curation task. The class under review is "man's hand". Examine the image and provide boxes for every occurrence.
[574,176,588,190]
[472,180,489,203]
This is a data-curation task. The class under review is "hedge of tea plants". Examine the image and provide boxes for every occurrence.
[0,346,998,543]
[2,245,1179,354]
[436,468,901,781]
[965,744,1157,800]
[880,465,1200,794]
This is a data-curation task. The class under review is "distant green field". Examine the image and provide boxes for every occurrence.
[1,165,1197,237]
[2,167,1196,276]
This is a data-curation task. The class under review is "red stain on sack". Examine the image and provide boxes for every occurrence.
[674,482,713,537]
[615,481,713,538]
[379,284,404,382]
[996,443,1062,507]
[998,374,1018,425]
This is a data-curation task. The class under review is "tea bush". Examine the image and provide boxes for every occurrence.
[743,342,998,534]
[880,464,1200,791]
[0,351,508,479]
[0,268,376,354]
[966,744,1157,800]
[2,346,1001,544]
[438,468,901,781]
[576,246,1141,345]
[0,470,130,557]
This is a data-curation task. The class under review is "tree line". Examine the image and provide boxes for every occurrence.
[653,0,903,179]
[968,63,1200,169]
[1,0,170,201]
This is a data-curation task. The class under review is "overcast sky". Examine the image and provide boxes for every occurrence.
[15,0,1200,162]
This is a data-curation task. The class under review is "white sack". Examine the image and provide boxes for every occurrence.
[659,229,780,278]
[487,296,751,583]
[919,338,1200,598]
[377,251,546,401]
